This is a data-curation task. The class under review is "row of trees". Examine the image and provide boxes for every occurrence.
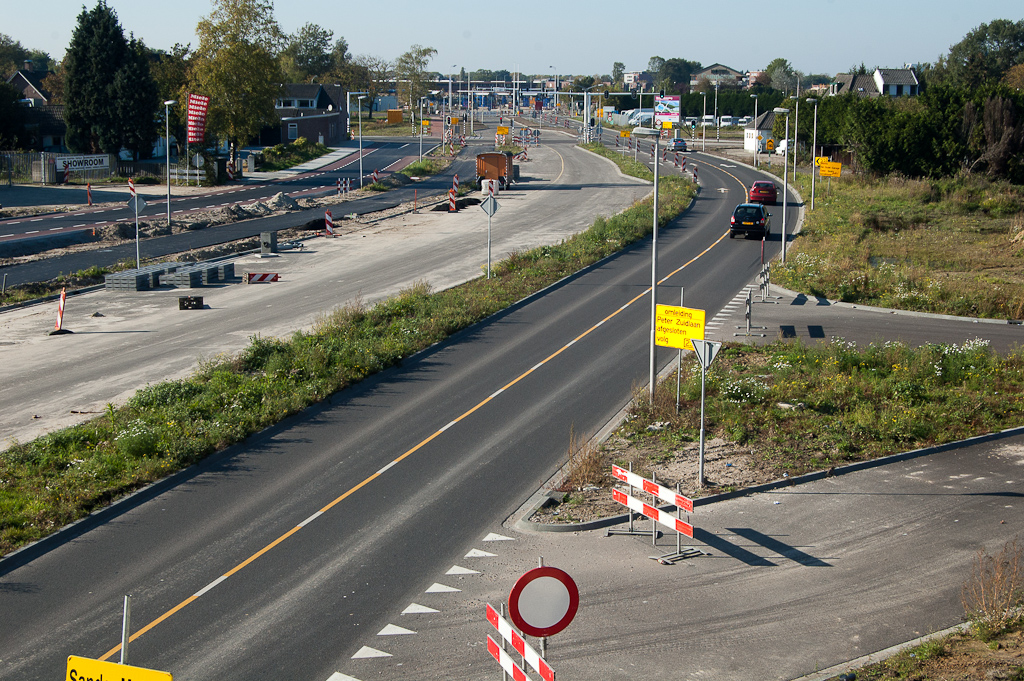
[2,0,438,160]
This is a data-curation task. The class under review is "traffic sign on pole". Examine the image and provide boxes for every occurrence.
[508,566,579,638]
[690,338,721,370]
[67,656,172,681]
[655,304,705,351]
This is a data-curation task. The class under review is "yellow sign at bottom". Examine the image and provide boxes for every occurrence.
[67,656,172,681]
[819,160,842,177]
[496,126,510,135]
[655,305,705,350]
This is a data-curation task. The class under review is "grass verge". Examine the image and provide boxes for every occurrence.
[256,137,331,171]
[772,171,1024,319]
[0,147,691,556]
[617,338,1024,488]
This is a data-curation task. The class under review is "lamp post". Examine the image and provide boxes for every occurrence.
[550,66,557,110]
[791,95,800,179]
[807,97,818,210]
[163,99,176,225]
[714,81,719,141]
[774,107,791,262]
[633,125,661,404]
[750,94,758,168]
[701,91,707,152]
[419,96,427,161]
[357,95,366,188]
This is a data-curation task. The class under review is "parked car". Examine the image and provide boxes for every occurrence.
[669,138,687,151]
[748,180,778,205]
[730,203,771,239]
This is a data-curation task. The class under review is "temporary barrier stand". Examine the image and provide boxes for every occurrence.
[609,464,706,564]
[486,603,554,681]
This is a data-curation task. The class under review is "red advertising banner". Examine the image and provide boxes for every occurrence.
[186,94,210,144]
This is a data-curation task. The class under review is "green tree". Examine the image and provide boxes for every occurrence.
[0,81,26,148]
[149,44,191,156]
[648,56,665,84]
[64,1,157,155]
[938,19,1024,89]
[353,54,391,119]
[611,61,624,84]
[662,58,701,93]
[394,44,436,112]
[330,37,351,72]
[280,22,333,82]
[190,0,283,165]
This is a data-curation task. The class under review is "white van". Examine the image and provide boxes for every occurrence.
[775,138,789,155]
[719,115,734,126]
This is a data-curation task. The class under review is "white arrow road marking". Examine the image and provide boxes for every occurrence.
[446,565,480,575]
[425,582,461,593]
[402,603,439,614]
[351,646,391,659]
[326,673,363,681]
[482,532,514,542]
[378,624,416,635]
[465,548,497,558]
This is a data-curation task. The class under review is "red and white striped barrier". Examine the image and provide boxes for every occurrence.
[693,166,698,182]
[453,174,459,193]
[612,464,693,512]
[324,209,334,236]
[129,177,135,198]
[336,177,341,194]
[64,166,71,183]
[371,169,379,183]
[87,182,92,206]
[54,287,67,331]
[487,636,534,681]
[448,189,457,212]
[612,488,693,537]
[246,272,280,284]
[344,177,351,194]
[674,153,680,167]
[650,144,655,159]
[226,160,234,180]
[495,133,500,145]
[486,604,554,681]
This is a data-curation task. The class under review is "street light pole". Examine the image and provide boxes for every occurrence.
[357,95,366,188]
[750,94,758,168]
[807,97,818,210]
[774,107,791,262]
[701,91,707,152]
[714,82,719,141]
[163,99,176,225]
[792,95,800,179]
[419,96,425,161]
[633,126,660,404]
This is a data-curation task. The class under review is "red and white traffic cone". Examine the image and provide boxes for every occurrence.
[50,287,71,335]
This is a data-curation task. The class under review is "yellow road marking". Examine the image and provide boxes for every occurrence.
[99,154,743,661]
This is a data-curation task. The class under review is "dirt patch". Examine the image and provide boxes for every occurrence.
[530,434,778,525]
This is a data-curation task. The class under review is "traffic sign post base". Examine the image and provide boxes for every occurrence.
[649,547,708,565]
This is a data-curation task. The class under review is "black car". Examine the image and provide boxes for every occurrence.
[668,138,687,152]
[729,203,771,239]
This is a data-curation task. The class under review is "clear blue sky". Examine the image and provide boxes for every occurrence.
[7,0,1023,78]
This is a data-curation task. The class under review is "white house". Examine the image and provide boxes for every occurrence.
[744,110,777,153]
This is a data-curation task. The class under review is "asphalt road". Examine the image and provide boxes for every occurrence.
[0,140,473,286]
[0,133,794,680]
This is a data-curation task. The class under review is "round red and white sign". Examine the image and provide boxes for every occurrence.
[508,566,579,638]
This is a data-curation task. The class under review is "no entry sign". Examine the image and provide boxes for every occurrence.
[508,566,579,638]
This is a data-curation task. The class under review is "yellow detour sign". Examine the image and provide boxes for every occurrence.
[421,119,430,127]
[814,156,828,167]
[496,126,510,135]
[655,305,705,350]
[765,139,775,152]
[450,117,459,125]
[662,121,673,129]
[67,656,172,681]
[620,130,631,137]
[819,160,842,177]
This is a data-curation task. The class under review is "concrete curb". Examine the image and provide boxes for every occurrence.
[788,622,971,681]
[515,419,1024,532]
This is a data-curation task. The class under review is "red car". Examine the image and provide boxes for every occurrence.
[748,180,778,205]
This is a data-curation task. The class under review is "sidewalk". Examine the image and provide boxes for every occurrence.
[242,146,359,182]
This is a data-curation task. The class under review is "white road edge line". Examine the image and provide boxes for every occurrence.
[191,575,228,599]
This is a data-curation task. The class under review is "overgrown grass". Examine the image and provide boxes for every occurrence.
[257,137,331,171]
[0,264,120,307]
[774,171,1024,319]
[622,337,1024,483]
[0,150,692,556]
[399,158,448,177]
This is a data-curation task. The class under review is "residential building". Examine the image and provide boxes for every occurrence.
[623,71,654,89]
[268,82,348,146]
[829,67,918,97]
[690,64,744,89]
[5,63,67,152]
